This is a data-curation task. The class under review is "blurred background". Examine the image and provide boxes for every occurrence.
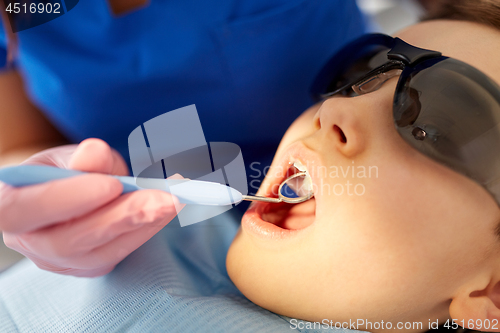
[357,0,425,34]
[0,0,427,273]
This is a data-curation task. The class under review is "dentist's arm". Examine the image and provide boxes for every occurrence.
[0,69,68,166]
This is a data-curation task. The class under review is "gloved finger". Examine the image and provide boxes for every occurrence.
[0,174,123,233]
[67,189,186,273]
[6,196,179,273]
[1,246,116,278]
[11,190,179,260]
[37,262,116,278]
[77,216,171,272]
[18,138,129,177]
[110,149,130,176]
[20,144,79,167]
[6,206,175,277]
[3,231,118,277]
[68,138,129,176]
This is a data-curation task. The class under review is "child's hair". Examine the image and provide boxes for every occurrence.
[422,0,500,30]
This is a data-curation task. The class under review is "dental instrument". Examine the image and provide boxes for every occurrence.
[0,165,314,206]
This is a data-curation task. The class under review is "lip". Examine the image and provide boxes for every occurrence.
[241,141,322,241]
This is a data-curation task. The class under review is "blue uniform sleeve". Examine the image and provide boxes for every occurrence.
[0,19,9,69]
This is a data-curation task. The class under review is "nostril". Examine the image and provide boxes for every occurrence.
[314,117,321,129]
[333,125,347,143]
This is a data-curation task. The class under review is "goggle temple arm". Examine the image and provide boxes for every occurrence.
[311,34,442,100]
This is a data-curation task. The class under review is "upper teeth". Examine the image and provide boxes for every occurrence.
[292,161,313,193]
[293,160,308,173]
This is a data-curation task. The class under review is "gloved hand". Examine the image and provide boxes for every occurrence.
[0,138,183,277]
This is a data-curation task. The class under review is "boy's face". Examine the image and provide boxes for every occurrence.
[226,20,500,330]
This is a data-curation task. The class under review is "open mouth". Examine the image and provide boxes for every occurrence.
[241,142,321,240]
[259,161,316,230]
[260,197,316,230]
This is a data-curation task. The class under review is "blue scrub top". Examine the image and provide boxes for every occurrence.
[0,0,366,180]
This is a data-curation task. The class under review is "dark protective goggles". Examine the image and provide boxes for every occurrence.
[310,33,500,205]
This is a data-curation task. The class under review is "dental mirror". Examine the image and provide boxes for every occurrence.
[241,171,314,204]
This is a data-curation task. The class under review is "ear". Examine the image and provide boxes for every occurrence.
[449,276,500,332]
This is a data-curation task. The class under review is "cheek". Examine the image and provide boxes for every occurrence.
[310,152,499,306]
[227,120,500,322]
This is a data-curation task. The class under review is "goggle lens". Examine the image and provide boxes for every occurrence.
[394,57,500,202]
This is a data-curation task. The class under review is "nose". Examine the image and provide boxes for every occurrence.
[312,79,397,158]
